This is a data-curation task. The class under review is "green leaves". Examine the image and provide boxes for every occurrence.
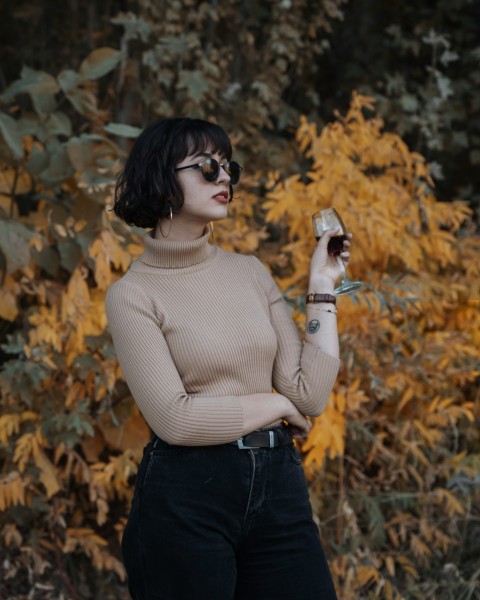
[67,134,119,187]
[79,47,123,80]
[0,113,24,159]
[111,12,152,43]
[0,221,35,273]
[103,123,142,138]
[0,66,60,103]
[177,70,210,103]
[56,47,122,119]
[57,69,80,95]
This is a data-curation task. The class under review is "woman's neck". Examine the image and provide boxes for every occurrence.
[153,215,208,241]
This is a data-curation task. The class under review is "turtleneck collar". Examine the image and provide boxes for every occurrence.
[139,229,214,269]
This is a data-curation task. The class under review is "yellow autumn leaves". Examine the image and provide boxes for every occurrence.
[1,93,478,598]
[259,94,479,597]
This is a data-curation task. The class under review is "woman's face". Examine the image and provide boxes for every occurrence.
[175,148,231,226]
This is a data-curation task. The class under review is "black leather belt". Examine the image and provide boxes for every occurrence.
[231,426,291,450]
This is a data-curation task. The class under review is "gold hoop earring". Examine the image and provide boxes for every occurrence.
[159,206,173,238]
[209,221,214,240]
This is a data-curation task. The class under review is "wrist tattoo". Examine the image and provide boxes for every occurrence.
[307,319,320,334]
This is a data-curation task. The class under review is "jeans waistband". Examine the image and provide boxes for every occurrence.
[150,425,292,451]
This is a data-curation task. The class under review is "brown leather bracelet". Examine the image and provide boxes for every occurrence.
[306,293,337,305]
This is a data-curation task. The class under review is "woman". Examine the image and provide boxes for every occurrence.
[106,117,349,600]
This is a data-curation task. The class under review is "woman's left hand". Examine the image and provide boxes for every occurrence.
[309,229,352,287]
[286,423,310,440]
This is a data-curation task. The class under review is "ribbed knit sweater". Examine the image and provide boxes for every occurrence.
[105,230,341,446]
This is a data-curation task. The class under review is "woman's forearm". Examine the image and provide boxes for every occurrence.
[304,274,339,358]
[238,394,309,436]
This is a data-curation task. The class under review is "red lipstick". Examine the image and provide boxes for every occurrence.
[213,191,228,203]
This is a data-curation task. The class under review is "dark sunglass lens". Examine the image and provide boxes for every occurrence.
[227,161,241,184]
[200,159,219,182]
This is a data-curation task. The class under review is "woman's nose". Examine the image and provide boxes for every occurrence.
[217,163,231,183]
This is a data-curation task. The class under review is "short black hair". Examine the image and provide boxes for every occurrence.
[113,118,233,228]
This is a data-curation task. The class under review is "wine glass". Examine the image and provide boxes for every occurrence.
[312,208,363,295]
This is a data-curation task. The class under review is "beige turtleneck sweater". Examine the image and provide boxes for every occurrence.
[105,231,340,446]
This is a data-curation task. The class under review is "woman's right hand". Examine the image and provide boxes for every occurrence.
[310,229,352,287]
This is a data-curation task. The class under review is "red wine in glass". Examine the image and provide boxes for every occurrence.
[312,208,363,295]
[326,234,349,255]
[314,234,348,255]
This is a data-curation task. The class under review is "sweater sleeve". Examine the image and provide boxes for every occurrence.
[105,280,244,446]
[251,257,341,416]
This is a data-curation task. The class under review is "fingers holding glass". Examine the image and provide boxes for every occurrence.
[312,209,363,295]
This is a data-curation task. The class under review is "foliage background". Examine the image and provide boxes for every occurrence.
[0,1,479,599]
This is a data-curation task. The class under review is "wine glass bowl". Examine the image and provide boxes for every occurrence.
[312,208,363,295]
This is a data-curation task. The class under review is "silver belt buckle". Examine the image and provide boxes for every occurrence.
[236,438,257,450]
[236,431,276,450]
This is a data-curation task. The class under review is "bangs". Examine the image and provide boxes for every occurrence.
[178,120,232,162]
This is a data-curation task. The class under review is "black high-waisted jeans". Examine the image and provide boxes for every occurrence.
[122,430,338,600]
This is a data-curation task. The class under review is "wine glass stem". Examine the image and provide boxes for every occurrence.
[336,256,350,282]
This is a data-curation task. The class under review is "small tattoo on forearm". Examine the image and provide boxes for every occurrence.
[307,319,320,334]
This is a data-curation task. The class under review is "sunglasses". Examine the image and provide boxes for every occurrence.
[175,158,243,185]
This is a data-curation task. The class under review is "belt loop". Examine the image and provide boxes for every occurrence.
[269,431,275,448]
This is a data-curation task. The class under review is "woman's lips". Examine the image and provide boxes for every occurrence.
[213,192,228,203]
